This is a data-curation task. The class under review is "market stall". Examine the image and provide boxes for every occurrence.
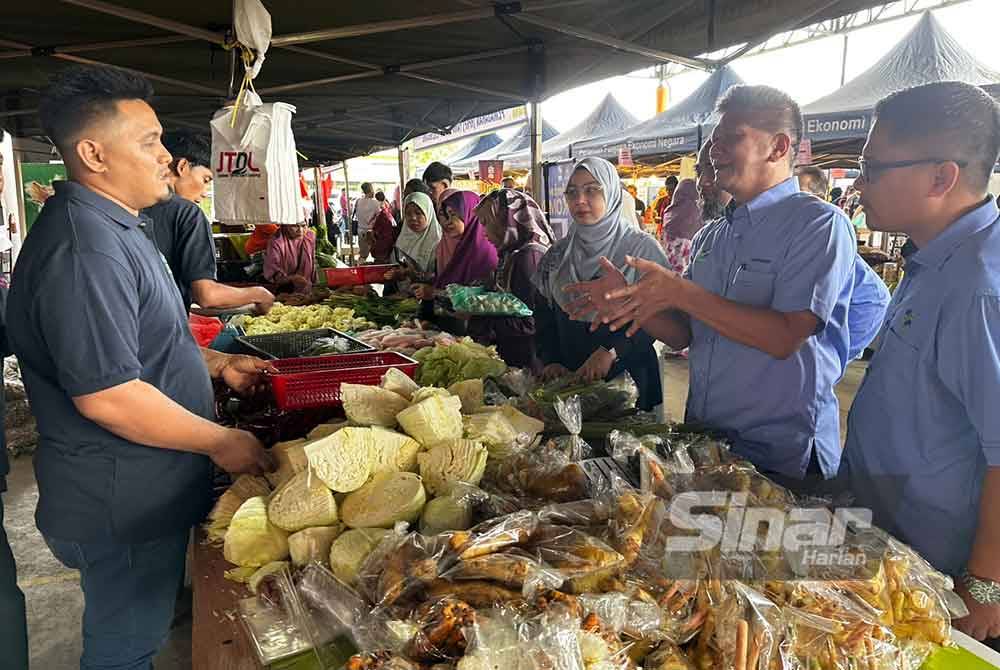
[179,278,1000,669]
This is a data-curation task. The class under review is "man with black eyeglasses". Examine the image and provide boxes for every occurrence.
[841,81,1000,642]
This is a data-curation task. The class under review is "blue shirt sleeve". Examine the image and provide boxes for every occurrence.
[771,205,855,324]
[847,258,890,359]
[37,250,142,397]
[938,293,1000,462]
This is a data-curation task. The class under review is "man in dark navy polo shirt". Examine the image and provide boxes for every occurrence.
[7,65,276,669]
[141,130,274,313]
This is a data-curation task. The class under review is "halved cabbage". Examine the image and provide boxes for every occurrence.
[305,427,375,493]
[265,439,308,488]
[371,427,423,474]
[417,439,488,495]
[340,472,427,528]
[463,412,519,460]
[288,525,343,567]
[397,395,463,446]
[329,528,392,585]
[380,367,420,401]
[267,469,339,532]
[341,383,409,427]
[223,496,290,567]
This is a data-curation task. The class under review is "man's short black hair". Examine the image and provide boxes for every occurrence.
[375,191,386,202]
[39,65,155,155]
[162,130,211,170]
[796,166,829,199]
[665,175,679,188]
[404,178,430,196]
[423,161,452,185]
[830,187,843,201]
[361,182,374,195]
[717,84,803,165]
[874,81,1000,192]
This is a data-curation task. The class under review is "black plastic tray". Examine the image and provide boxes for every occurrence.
[235,328,374,360]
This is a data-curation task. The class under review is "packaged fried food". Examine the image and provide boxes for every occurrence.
[692,582,782,670]
[426,579,525,608]
[357,531,451,610]
[448,510,539,560]
[525,524,625,579]
[405,597,477,663]
[345,651,420,670]
[441,549,563,591]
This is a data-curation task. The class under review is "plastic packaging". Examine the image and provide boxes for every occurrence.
[544,396,594,462]
[691,581,783,670]
[526,373,639,424]
[456,607,586,670]
[446,284,533,317]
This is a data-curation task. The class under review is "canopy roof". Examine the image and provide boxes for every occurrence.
[502,93,638,166]
[574,65,744,160]
[452,120,559,172]
[803,11,1000,144]
[440,132,503,165]
[1,0,886,163]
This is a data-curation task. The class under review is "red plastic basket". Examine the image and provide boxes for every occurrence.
[323,264,398,287]
[268,351,418,411]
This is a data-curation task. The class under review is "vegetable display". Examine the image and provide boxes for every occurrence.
[413,339,508,388]
[242,303,376,335]
[326,293,421,327]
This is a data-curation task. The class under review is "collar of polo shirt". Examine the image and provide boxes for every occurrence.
[56,181,146,229]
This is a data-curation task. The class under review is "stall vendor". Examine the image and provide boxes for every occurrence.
[471,188,553,370]
[534,157,667,411]
[263,222,316,293]
[841,83,1000,641]
[568,86,857,488]
[141,130,274,314]
[7,64,275,669]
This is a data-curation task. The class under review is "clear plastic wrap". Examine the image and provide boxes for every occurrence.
[544,396,594,462]
[456,607,587,670]
[356,529,453,613]
[690,581,783,670]
[486,449,591,505]
[770,580,900,670]
[525,524,625,581]
[578,592,664,641]
[439,548,564,593]
[525,373,639,424]
[403,597,478,663]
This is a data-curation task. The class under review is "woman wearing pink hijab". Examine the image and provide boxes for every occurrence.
[659,178,702,273]
[263,223,316,293]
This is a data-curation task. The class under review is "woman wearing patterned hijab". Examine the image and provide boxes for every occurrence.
[533,157,669,410]
[470,188,554,369]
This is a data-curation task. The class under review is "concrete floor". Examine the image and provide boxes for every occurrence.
[3,357,868,669]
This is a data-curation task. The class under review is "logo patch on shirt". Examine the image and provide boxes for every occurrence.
[902,309,914,327]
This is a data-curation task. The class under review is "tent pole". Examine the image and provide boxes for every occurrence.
[529,101,543,202]
[840,34,849,86]
[313,166,324,228]
[342,161,355,265]
[397,146,409,193]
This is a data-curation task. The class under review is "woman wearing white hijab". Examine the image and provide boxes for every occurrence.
[533,157,669,410]
[384,191,442,295]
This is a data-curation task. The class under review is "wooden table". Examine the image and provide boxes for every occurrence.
[191,530,261,670]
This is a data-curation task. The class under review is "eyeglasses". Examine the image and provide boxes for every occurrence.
[857,157,968,183]
[564,185,604,201]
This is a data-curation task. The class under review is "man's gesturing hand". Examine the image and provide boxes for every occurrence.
[601,256,685,337]
[563,257,630,331]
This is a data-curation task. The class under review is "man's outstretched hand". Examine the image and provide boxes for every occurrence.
[599,256,685,337]
[563,257,630,331]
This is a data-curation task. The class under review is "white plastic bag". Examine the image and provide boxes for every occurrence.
[233,0,271,79]
[211,91,300,226]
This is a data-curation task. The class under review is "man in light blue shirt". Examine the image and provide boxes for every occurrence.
[796,164,891,364]
[841,81,1000,641]
[565,86,857,486]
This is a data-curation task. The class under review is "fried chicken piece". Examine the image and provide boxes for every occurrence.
[345,651,419,670]
[407,598,477,662]
[426,580,524,608]
[446,551,542,588]
[534,589,583,619]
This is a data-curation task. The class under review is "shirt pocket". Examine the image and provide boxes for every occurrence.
[728,269,777,307]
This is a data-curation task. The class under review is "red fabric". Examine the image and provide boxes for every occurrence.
[299,174,309,199]
[321,175,334,212]
[188,314,224,347]
[370,210,400,262]
[246,224,279,255]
